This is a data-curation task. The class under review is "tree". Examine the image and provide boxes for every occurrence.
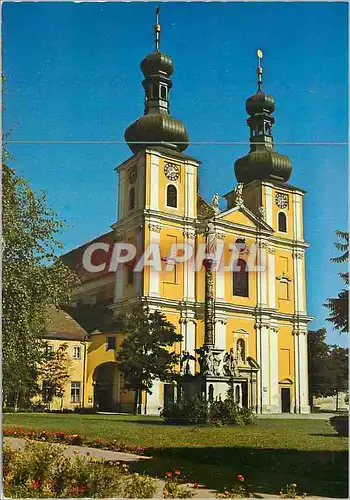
[327,345,348,411]
[38,343,72,410]
[308,329,349,410]
[324,231,349,333]
[116,305,182,414]
[307,329,330,408]
[2,151,78,408]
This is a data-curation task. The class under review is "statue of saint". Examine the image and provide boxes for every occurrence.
[234,183,244,208]
[212,193,220,214]
[180,350,196,376]
[223,347,239,377]
[205,221,216,256]
[236,340,244,363]
[257,206,265,220]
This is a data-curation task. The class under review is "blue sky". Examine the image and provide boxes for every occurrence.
[3,2,348,346]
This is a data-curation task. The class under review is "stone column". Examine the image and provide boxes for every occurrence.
[256,241,268,308]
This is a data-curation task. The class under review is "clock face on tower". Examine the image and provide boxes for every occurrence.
[275,193,289,209]
[164,162,180,181]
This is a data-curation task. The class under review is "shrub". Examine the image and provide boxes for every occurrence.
[3,441,157,498]
[209,397,256,427]
[160,395,208,425]
[216,474,250,498]
[74,406,97,414]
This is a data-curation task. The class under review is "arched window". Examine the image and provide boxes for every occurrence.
[265,123,271,135]
[258,125,264,136]
[160,86,167,100]
[129,186,135,211]
[233,259,249,297]
[236,339,245,363]
[278,212,287,233]
[166,184,177,208]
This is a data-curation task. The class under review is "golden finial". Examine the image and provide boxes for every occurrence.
[256,49,263,90]
[155,6,161,52]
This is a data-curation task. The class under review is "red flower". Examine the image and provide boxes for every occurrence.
[193,482,199,489]
[163,489,169,496]
[166,471,172,477]
[32,480,41,488]
[237,474,244,482]
[174,469,181,475]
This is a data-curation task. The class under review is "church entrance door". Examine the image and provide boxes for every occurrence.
[281,388,291,413]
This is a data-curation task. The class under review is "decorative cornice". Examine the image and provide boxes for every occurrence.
[268,246,276,254]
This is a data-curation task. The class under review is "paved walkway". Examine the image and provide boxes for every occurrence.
[3,437,342,499]
[257,412,338,420]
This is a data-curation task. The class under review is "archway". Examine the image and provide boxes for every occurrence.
[93,362,119,412]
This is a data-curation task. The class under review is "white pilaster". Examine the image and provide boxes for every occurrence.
[137,159,145,208]
[118,169,125,220]
[149,154,159,211]
[135,227,143,295]
[186,320,196,375]
[260,323,270,411]
[146,379,162,415]
[148,223,161,297]
[293,251,305,314]
[269,326,280,412]
[265,185,273,227]
[214,319,227,350]
[114,265,123,301]
[183,229,196,302]
[268,247,276,309]
[293,192,303,242]
[298,330,310,413]
[185,164,195,219]
[257,242,268,308]
[293,329,300,413]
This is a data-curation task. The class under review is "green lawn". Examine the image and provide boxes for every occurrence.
[3,413,348,498]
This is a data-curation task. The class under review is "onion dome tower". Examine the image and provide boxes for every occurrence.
[234,50,292,184]
[125,7,189,153]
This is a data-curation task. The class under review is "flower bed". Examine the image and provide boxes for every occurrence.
[3,427,150,456]
[3,441,156,498]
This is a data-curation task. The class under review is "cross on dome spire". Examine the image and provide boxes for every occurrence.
[257,49,263,91]
[155,6,161,52]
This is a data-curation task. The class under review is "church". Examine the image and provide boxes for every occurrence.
[47,11,312,415]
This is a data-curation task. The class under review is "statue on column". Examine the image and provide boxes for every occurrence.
[234,183,244,208]
[180,350,196,376]
[197,346,214,376]
[205,220,216,257]
[212,193,220,215]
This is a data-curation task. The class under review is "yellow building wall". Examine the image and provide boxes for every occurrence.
[275,249,295,314]
[278,324,295,388]
[35,339,85,410]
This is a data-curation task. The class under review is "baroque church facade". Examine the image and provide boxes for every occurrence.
[55,13,311,415]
